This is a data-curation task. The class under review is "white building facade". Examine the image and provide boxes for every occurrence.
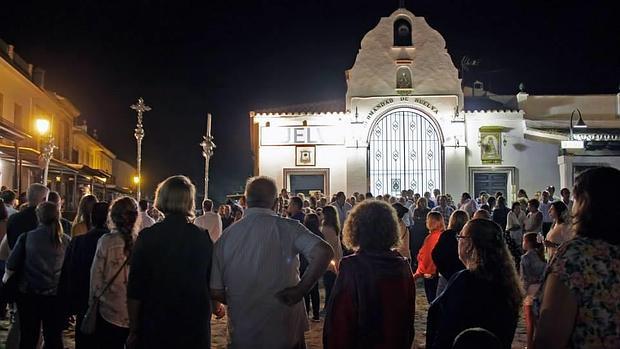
[250,8,620,201]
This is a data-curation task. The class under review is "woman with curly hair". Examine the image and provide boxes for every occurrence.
[323,200,415,349]
[89,196,138,348]
[426,219,523,349]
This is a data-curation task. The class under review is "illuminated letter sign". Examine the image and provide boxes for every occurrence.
[260,126,344,146]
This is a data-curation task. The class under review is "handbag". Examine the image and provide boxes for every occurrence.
[81,258,128,335]
[0,232,28,303]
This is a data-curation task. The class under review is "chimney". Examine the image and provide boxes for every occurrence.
[33,68,45,88]
[7,44,14,60]
[93,129,99,140]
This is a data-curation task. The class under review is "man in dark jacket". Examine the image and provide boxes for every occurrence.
[6,184,49,249]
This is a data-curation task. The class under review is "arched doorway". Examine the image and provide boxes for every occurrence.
[368,108,443,196]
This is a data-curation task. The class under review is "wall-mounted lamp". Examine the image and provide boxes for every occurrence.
[569,108,587,140]
[302,120,308,126]
[265,121,271,127]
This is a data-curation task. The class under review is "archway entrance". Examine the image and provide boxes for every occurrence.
[368,109,443,196]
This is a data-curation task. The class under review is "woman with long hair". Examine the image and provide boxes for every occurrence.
[426,219,523,349]
[302,213,323,322]
[432,210,469,297]
[320,205,342,309]
[89,197,138,348]
[127,176,220,349]
[520,232,546,349]
[543,201,572,259]
[534,167,620,348]
[71,194,98,237]
[60,202,110,348]
[5,202,70,349]
[323,200,415,349]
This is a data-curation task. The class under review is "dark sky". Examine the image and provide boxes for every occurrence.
[1,0,618,202]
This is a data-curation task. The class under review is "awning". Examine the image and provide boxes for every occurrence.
[0,144,78,173]
[0,121,31,142]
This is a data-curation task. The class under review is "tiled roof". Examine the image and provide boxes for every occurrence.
[252,99,346,115]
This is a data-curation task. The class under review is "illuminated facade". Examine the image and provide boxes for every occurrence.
[250,8,620,200]
[0,38,135,210]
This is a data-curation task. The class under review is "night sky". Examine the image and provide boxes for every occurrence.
[1,0,618,202]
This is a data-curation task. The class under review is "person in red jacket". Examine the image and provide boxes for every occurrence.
[415,211,445,303]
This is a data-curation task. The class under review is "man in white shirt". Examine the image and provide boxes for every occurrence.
[459,192,479,218]
[1,189,18,217]
[560,187,573,211]
[539,190,553,236]
[137,200,156,232]
[210,176,333,349]
[194,199,222,243]
[331,191,352,227]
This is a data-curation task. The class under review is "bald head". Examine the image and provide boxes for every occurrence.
[245,176,277,209]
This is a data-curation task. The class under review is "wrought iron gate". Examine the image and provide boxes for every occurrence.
[368,109,443,196]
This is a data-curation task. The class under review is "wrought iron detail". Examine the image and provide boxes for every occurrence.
[369,110,442,196]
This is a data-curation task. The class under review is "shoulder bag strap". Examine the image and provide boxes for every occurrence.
[94,257,128,301]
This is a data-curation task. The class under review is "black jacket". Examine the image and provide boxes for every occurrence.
[59,227,109,313]
[426,270,518,349]
[431,229,465,281]
[7,206,38,250]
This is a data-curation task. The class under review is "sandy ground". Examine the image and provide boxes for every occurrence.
[0,280,526,348]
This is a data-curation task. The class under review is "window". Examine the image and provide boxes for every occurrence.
[14,103,24,129]
[369,109,443,196]
[394,18,413,46]
[396,66,412,89]
[63,121,71,159]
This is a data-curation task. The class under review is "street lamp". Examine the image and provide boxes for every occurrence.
[200,113,216,200]
[130,97,151,201]
[569,108,588,140]
[35,118,56,186]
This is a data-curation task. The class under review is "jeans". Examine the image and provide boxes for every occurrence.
[16,293,64,349]
[423,277,439,304]
[323,271,337,309]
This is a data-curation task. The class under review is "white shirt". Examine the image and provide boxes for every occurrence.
[210,207,323,348]
[331,202,352,227]
[459,199,478,218]
[194,211,222,243]
[539,200,552,223]
[90,232,130,328]
[5,204,18,217]
[137,211,155,232]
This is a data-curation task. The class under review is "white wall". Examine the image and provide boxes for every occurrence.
[465,111,560,198]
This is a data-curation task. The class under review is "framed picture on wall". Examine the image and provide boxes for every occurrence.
[295,145,316,166]
[479,127,503,164]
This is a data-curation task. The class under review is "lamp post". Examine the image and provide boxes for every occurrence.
[569,108,588,140]
[35,118,56,186]
[130,97,151,201]
[200,113,216,200]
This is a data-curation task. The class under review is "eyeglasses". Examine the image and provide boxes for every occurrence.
[455,234,471,241]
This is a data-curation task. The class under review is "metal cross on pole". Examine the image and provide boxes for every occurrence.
[200,113,216,200]
[130,97,151,201]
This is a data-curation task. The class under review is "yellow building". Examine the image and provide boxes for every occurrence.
[0,37,134,211]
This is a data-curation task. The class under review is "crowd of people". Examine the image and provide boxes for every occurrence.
[0,166,617,349]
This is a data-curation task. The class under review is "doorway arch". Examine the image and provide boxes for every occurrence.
[367,108,444,196]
